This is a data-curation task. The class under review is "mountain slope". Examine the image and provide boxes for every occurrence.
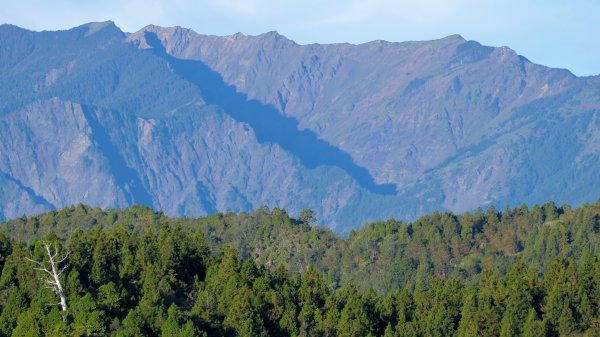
[131,26,600,212]
[0,22,424,230]
[0,22,599,232]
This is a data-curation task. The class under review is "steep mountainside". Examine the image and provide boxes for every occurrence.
[131,26,600,212]
[0,22,599,232]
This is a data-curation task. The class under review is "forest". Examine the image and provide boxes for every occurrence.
[0,199,599,336]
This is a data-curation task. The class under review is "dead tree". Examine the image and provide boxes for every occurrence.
[26,242,69,311]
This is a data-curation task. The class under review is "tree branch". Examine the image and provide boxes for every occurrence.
[25,256,45,267]
[26,241,69,312]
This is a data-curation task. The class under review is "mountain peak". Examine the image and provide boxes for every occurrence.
[0,23,24,29]
[0,23,33,35]
[75,21,122,38]
[443,34,465,41]
[261,30,282,37]
[255,30,297,46]
[81,20,115,28]
[79,20,116,31]
[137,24,199,40]
[127,24,200,49]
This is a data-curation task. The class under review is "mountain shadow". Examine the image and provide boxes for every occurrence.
[0,171,54,208]
[144,32,397,195]
[80,105,154,206]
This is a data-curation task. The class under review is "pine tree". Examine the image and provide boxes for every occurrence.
[475,271,503,337]
[500,261,535,337]
[70,293,106,336]
[383,323,395,337]
[117,309,145,337]
[456,288,478,337]
[162,304,184,337]
[224,286,268,337]
[0,287,27,336]
[522,309,545,337]
[298,266,329,336]
[335,286,374,337]
[11,301,45,337]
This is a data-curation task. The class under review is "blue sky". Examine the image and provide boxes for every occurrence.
[1,0,598,76]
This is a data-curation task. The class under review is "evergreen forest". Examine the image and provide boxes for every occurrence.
[0,199,600,336]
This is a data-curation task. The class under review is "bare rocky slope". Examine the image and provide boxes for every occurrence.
[0,21,598,232]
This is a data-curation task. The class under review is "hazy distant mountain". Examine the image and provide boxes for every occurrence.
[0,21,598,232]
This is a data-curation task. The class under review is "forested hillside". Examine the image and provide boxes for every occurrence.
[2,200,599,292]
[1,201,600,336]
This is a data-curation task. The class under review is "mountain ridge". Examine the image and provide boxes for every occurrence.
[129,24,598,208]
[0,22,598,232]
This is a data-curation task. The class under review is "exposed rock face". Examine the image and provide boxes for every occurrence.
[0,99,126,209]
[0,22,598,231]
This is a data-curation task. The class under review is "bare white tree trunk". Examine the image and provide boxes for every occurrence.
[26,242,69,311]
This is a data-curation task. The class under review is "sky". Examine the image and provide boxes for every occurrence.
[0,0,598,76]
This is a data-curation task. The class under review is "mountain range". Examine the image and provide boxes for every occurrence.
[0,21,598,232]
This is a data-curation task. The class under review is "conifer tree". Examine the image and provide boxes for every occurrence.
[522,309,545,337]
[500,261,535,337]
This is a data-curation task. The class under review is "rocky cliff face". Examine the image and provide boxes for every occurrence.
[0,22,598,231]
[130,25,600,211]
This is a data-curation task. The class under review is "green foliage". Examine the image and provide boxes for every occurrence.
[0,287,27,336]
[0,201,599,335]
[4,201,600,293]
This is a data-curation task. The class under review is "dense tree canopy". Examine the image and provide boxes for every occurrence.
[3,200,600,292]
[0,200,599,336]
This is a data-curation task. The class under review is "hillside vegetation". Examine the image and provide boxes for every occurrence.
[1,201,600,335]
[2,199,599,293]
[1,201,600,336]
